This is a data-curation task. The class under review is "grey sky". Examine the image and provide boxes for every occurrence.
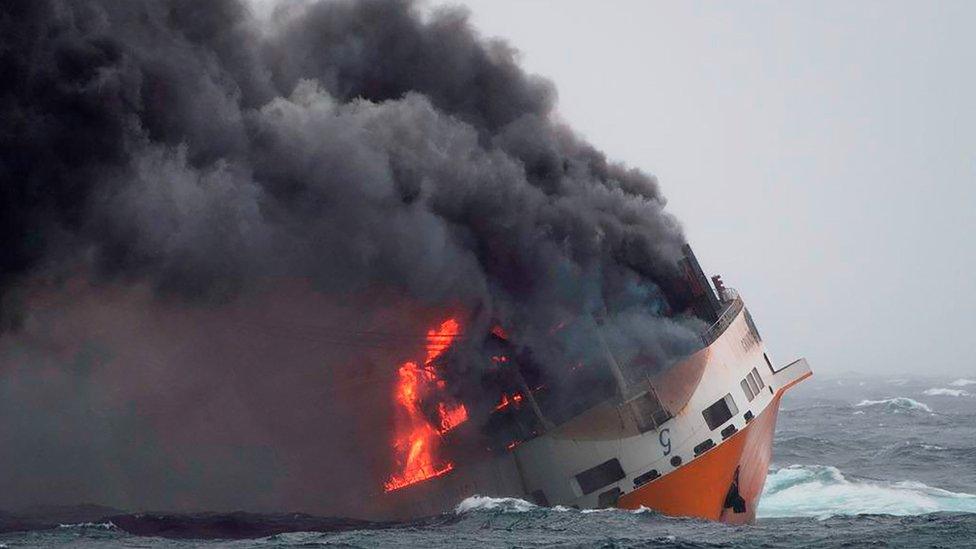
[421,0,976,376]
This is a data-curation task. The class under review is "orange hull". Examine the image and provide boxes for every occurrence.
[617,382,800,524]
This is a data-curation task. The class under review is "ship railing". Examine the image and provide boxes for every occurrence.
[700,293,744,347]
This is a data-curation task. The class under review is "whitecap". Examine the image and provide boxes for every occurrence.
[758,464,976,519]
[949,378,976,387]
[56,521,116,530]
[923,388,969,397]
[455,495,537,514]
[854,397,932,413]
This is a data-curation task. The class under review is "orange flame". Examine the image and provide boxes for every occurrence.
[493,392,524,412]
[384,318,468,492]
[437,402,469,433]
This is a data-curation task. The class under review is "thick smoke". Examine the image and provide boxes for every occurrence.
[0,0,702,516]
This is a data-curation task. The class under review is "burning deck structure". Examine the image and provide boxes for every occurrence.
[380,245,810,523]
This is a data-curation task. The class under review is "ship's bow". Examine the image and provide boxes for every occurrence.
[618,358,812,523]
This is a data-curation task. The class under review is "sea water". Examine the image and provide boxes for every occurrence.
[3,374,976,548]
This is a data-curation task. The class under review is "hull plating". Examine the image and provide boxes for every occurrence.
[617,390,785,523]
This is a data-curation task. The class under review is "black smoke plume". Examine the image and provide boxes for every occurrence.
[0,0,702,517]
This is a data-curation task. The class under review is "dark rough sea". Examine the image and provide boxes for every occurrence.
[3,374,976,548]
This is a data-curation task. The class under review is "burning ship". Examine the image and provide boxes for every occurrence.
[0,0,812,522]
[380,245,811,524]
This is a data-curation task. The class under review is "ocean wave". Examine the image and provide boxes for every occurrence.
[780,403,850,416]
[776,435,833,449]
[950,378,976,387]
[453,496,659,517]
[923,388,969,397]
[872,441,949,460]
[454,496,539,514]
[56,521,117,530]
[854,397,932,413]
[775,435,860,457]
[871,442,976,465]
[758,464,976,519]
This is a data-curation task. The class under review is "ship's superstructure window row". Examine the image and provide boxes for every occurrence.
[740,368,766,402]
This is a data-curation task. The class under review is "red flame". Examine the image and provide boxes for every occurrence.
[384,318,468,492]
[493,392,524,412]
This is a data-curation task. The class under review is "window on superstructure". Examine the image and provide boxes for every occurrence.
[575,458,626,495]
[740,378,755,401]
[746,372,760,396]
[702,394,738,431]
[751,368,765,389]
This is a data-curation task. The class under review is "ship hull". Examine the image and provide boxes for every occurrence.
[617,389,784,523]
[501,297,811,524]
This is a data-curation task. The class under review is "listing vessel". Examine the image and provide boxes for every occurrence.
[381,245,811,524]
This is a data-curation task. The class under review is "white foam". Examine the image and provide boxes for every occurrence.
[923,388,969,397]
[56,521,116,530]
[455,495,538,514]
[758,465,976,519]
[949,378,976,387]
[854,397,932,413]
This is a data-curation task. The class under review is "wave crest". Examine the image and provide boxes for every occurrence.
[855,397,932,413]
[56,521,117,530]
[454,496,538,514]
[759,465,976,519]
[950,378,976,387]
[923,388,969,397]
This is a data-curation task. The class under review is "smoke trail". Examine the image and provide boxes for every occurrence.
[0,0,702,516]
